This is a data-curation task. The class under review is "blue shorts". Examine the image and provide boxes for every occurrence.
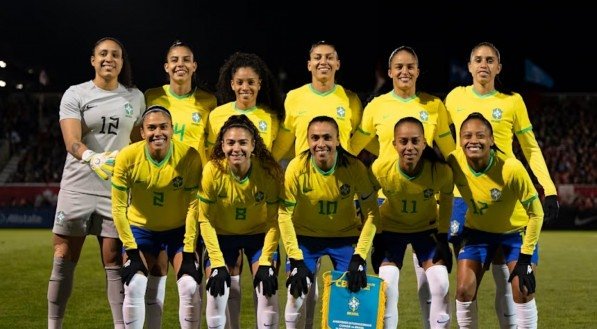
[449,197,468,245]
[379,230,437,268]
[130,225,185,259]
[204,233,279,268]
[285,235,358,273]
[458,228,539,267]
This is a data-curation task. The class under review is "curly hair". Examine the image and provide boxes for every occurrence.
[215,52,284,120]
[92,37,134,89]
[210,114,283,182]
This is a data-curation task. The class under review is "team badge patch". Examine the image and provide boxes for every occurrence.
[55,211,66,227]
[490,188,502,201]
[192,112,201,124]
[423,188,434,199]
[172,176,183,189]
[339,184,351,197]
[124,103,133,117]
[492,108,503,120]
[337,106,346,118]
[322,270,385,329]
[450,220,460,236]
[419,110,429,122]
[255,191,264,202]
[258,120,267,132]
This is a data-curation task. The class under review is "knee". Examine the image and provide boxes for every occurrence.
[455,284,475,302]
[125,274,148,299]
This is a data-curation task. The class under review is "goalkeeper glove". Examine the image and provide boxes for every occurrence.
[177,252,202,284]
[121,249,148,285]
[543,195,559,225]
[253,265,278,297]
[82,149,118,180]
[286,259,313,299]
[346,254,367,293]
[508,253,536,295]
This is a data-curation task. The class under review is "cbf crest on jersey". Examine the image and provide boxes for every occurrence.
[192,112,201,125]
[258,120,268,132]
[339,184,351,198]
[419,110,429,122]
[423,188,434,200]
[492,108,503,120]
[490,188,502,201]
[322,270,385,329]
[254,191,265,202]
[336,106,346,119]
[172,176,183,189]
[124,103,134,118]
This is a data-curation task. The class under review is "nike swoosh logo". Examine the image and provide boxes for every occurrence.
[574,215,597,226]
[504,313,515,318]
[437,319,450,323]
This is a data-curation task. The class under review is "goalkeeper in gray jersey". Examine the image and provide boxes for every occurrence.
[47,37,145,329]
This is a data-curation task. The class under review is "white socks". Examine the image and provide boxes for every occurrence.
[206,283,230,329]
[255,285,279,329]
[123,274,148,329]
[515,299,537,329]
[177,275,201,329]
[492,263,517,328]
[456,300,478,329]
[379,265,399,329]
[105,266,125,329]
[425,265,450,328]
[285,287,308,329]
[413,254,431,329]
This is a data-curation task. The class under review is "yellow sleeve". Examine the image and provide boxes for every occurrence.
[348,91,363,134]
[182,151,202,253]
[277,164,303,260]
[512,94,556,196]
[197,166,225,268]
[111,150,136,250]
[272,127,295,161]
[434,101,456,159]
[437,165,454,234]
[349,103,375,156]
[258,199,281,265]
[354,162,380,259]
[521,197,543,255]
[111,185,137,250]
[354,192,379,259]
[183,198,199,253]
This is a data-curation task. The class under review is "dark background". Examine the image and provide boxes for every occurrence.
[1,1,594,95]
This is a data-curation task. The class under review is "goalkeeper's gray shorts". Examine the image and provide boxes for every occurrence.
[52,189,118,238]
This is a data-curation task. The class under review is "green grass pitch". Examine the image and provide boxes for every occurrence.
[0,229,594,328]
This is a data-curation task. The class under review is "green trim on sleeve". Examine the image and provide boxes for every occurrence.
[515,125,533,135]
[197,195,215,204]
[184,185,199,191]
[356,126,371,135]
[111,183,128,191]
[521,194,539,206]
[438,131,452,138]
[281,199,296,207]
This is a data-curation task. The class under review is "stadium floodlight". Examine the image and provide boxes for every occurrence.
[16,83,23,90]
[0,60,6,68]
[0,80,6,87]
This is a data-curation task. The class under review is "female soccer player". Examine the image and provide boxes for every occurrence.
[278,116,380,329]
[449,113,543,329]
[372,117,453,328]
[205,52,284,328]
[445,42,557,328]
[186,114,283,329]
[48,37,145,329]
[143,39,216,327]
[112,105,203,329]
[349,45,455,328]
